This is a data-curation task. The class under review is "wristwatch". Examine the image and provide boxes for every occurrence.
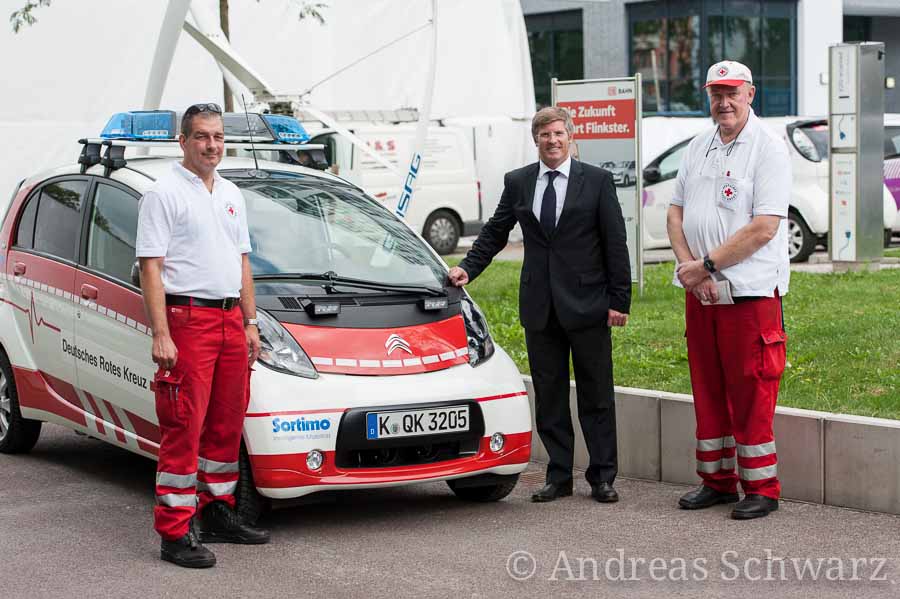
[245,318,259,327]
[702,255,717,274]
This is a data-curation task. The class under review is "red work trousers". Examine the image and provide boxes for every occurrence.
[153,303,250,541]
[685,291,786,500]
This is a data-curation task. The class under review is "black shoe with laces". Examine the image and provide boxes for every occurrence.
[199,501,271,545]
[160,523,216,568]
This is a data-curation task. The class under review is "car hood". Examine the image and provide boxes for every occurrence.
[284,316,469,375]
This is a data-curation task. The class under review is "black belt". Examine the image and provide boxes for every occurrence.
[166,294,239,310]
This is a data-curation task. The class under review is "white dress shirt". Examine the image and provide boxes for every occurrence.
[532,155,572,225]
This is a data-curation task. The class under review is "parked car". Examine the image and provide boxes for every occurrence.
[641,117,896,261]
[0,111,532,521]
[883,114,900,235]
[610,160,636,187]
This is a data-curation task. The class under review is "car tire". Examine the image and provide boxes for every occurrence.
[424,210,461,255]
[787,210,816,263]
[885,229,894,249]
[235,442,270,525]
[447,474,519,502]
[0,349,42,454]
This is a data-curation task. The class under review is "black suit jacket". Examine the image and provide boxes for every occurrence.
[459,159,631,331]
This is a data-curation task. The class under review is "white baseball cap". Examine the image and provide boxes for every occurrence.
[704,60,753,88]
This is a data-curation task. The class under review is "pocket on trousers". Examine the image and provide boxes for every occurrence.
[154,368,185,422]
[166,305,191,329]
[760,329,787,379]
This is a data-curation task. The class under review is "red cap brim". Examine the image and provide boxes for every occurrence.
[704,79,748,88]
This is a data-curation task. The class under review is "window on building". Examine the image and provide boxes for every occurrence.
[525,10,584,108]
[628,0,797,117]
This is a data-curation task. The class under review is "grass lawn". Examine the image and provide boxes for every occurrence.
[450,258,900,420]
[885,247,900,259]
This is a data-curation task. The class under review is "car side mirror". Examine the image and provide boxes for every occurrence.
[131,260,141,289]
[643,165,661,184]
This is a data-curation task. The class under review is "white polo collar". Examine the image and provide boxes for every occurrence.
[538,155,572,180]
[173,161,224,187]
[711,109,758,149]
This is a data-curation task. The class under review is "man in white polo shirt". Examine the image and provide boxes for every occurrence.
[667,61,790,520]
[137,103,269,568]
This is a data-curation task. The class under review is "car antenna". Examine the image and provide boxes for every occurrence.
[241,93,266,178]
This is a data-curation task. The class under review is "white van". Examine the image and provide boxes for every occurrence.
[307,125,483,255]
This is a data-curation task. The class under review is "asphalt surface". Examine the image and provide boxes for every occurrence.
[3,425,900,598]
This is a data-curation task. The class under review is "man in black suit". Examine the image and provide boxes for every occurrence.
[448,107,631,503]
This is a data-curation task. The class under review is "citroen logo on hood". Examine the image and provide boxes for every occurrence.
[385,333,413,355]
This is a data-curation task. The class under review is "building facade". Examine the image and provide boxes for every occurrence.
[521,0,900,116]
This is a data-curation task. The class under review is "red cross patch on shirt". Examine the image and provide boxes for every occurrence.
[721,184,738,202]
[225,203,236,217]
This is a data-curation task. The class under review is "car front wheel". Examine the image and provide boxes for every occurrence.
[447,474,519,502]
[235,443,270,525]
[787,210,816,263]
[424,210,461,255]
[0,349,42,454]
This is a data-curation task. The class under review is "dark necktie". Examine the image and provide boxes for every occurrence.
[540,170,559,237]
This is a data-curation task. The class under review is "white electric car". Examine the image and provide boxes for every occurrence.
[641,117,896,262]
[0,111,532,521]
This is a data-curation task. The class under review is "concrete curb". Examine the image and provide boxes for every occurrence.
[522,376,900,515]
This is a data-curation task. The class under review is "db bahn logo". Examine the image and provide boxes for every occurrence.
[721,183,738,203]
[385,334,412,355]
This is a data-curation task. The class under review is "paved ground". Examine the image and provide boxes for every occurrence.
[2,424,900,598]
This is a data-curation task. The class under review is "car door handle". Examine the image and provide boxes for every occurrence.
[80,284,98,300]
[13,262,26,276]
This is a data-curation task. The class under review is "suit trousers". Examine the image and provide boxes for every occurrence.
[525,302,618,486]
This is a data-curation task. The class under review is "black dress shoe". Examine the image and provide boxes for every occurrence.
[590,482,619,503]
[161,526,216,568]
[199,501,271,544]
[678,485,740,510]
[531,481,573,503]
[731,494,779,520]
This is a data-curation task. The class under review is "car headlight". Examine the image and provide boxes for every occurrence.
[256,309,318,378]
[461,294,495,367]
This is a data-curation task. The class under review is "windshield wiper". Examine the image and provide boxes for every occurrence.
[885,152,900,161]
[253,271,445,296]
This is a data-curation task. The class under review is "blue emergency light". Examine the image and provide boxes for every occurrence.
[100,110,177,140]
[263,114,310,144]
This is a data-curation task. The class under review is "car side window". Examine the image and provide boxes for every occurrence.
[14,190,39,249]
[33,180,87,261]
[86,183,139,284]
[658,141,688,181]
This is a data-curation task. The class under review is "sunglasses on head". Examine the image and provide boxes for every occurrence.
[185,102,223,115]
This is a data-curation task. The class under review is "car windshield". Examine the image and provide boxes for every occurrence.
[227,173,447,287]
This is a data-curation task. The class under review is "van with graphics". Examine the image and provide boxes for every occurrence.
[305,124,483,255]
[0,111,531,522]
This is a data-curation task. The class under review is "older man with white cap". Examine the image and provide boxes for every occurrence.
[666,60,791,520]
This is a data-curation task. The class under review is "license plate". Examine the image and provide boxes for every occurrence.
[366,406,469,440]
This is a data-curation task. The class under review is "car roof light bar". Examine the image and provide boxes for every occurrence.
[262,114,311,144]
[101,110,177,140]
